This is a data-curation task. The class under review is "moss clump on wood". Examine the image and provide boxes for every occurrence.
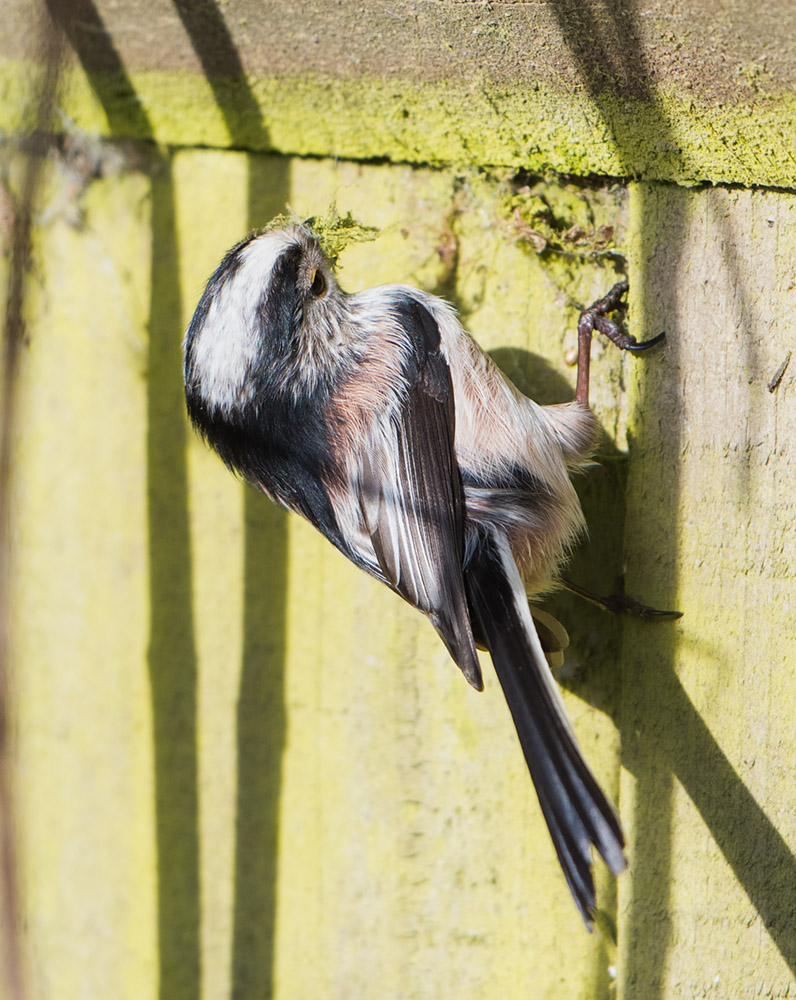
[264,207,379,265]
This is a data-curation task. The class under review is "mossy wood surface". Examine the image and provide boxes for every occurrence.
[3,0,796,188]
[4,3,796,999]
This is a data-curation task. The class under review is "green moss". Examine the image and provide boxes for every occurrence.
[2,57,796,189]
[500,175,624,263]
[284,208,379,265]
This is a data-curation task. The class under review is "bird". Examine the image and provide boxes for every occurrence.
[183,221,663,926]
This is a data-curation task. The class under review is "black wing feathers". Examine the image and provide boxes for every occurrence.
[361,297,482,690]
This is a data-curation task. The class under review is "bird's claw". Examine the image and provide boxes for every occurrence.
[600,592,683,620]
[563,578,683,620]
[579,281,665,355]
[624,331,667,353]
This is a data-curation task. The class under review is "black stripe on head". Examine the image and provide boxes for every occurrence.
[255,242,303,358]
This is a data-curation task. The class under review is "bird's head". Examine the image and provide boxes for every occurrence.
[183,224,345,430]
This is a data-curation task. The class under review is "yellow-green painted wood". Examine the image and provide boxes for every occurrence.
[6,0,796,191]
[9,147,631,998]
[7,141,796,999]
[3,55,796,191]
[619,183,796,998]
[12,157,158,998]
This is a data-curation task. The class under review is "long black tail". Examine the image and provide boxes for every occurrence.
[465,528,626,926]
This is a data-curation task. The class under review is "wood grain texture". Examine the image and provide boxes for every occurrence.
[4,30,796,992]
[620,183,796,998]
[8,148,631,999]
[3,1,796,187]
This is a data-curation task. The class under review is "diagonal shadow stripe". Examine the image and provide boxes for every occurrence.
[623,658,796,974]
[45,3,201,998]
[171,0,266,148]
[171,4,291,997]
[542,6,678,991]
[618,182,796,980]
[543,0,795,989]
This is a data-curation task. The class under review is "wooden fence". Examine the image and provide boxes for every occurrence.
[2,2,796,997]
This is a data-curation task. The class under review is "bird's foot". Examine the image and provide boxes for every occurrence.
[579,281,665,353]
[563,577,682,620]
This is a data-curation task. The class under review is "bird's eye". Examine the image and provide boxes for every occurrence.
[309,268,327,298]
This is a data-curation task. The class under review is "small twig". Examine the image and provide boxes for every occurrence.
[767,351,791,393]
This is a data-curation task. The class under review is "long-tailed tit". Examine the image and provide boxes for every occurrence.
[183,223,664,926]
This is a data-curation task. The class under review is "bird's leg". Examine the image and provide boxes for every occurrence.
[563,577,682,620]
[571,281,676,618]
[574,280,665,406]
